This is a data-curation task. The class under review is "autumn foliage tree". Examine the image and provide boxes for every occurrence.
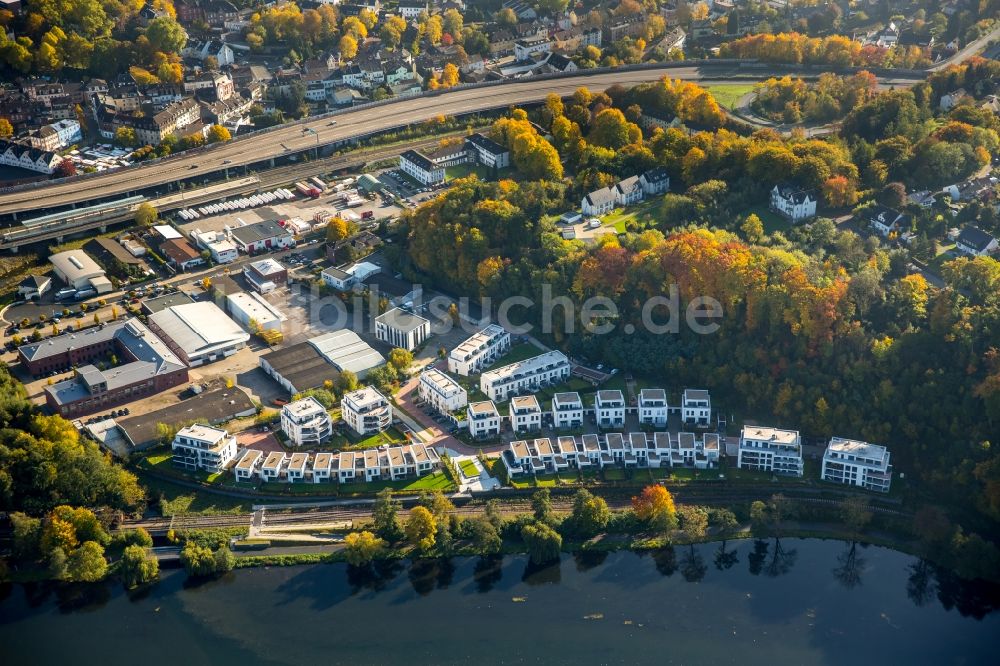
[632,485,678,532]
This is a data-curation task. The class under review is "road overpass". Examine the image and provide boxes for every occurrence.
[0,62,929,220]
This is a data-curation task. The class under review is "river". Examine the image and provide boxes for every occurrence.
[1,539,998,665]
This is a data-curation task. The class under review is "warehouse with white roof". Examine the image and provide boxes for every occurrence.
[49,250,112,293]
[148,301,250,366]
[227,292,287,332]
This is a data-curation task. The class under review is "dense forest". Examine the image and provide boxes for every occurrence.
[389,65,1000,558]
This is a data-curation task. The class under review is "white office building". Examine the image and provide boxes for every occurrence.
[374,307,431,351]
[639,388,668,427]
[551,391,584,429]
[738,426,804,477]
[510,395,542,433]
[227,291,287,332]
[480,350,570,401]
[281,396,333,447]
[467,400,501,439]
[418,367,468,414]
[171,424,238,472]
[399,149,444,186]
[821,437,893,493]
[682,388,711,427]
[448,324,511,376]
[342,386,392,436]
[596,390,626,428]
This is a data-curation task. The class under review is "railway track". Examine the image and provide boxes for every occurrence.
[123,490,907,534]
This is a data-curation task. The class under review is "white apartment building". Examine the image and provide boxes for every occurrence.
[682,388,711,427]
[234,449,262,481]
[374,307,431,351]
[399,149,444,186]
[171,424,238,472]
[280,396,333,447]
[479,350,570,401]
[551,391,584,429]
[509,395,542,433]
[738,426,804,477]
[821,436,893,493]
[596,390,626,428]
[448,324,511,376]
[770,183,817,222]
[342,386,392,436]
[418,367,468,414]
[638,388,668,427]
[467,400,501,439]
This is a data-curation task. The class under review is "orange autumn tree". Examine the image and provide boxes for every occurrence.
[632,485,678,532]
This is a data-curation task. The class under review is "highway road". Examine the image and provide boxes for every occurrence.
[0,63,927,218]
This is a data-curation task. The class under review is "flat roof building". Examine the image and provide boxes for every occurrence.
[227,291,286,332]
[448,324,511,376]
[281,396,333,447]
[342,386,392,436]
[49,250,111,293]
[171,424,238,472]
[418,367,468,414]
[480,350,570,401]
[738,426,803,477]
[822,436,893,493]
[148,301,249,366]
[374,307,431,351]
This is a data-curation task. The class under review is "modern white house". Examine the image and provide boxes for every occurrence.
[320,261,381,291]
[821,436,893,493]
[467,400,501,439]
[191,229,238,263]
[615,176,643,206]
[480,350,570,401]
[638,388,668,427]
[509,395,543,433]
[342,386,392,436]
[448,324,511,376]
[261,451,287,482]
[770,183,817,222]
[280,396,333,447]
[595,390,626,428]
[399,149,444,186]
[234,449,263,481]
[286,452,310,482]
[738,426,804,477]
[418,367,468,414]
[374,307,431,351]
[682,388,711,427]
[955,226,998,257]
[171,424,238,472]
[551,391,584,429]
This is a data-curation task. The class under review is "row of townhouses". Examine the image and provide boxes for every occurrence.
[399,133,512,186]
[232,443,441,484]
[466,387,713,438]
[502,431,721,476]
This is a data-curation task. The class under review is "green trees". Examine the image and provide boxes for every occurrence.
[467,516,502,555]
[387,348,414,373]
[207,124,231,143]
[568,489,611,537]
[179,542,234,577]
[66,541,107,582]
[632,485,678,533]
[145,17,187,53]
[119,544,159,588]
[521,521,562,564]
[372,488,403,542]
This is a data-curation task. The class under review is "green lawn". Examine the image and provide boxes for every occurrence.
[458,459,480,478]
[136,448,226,485]
[600,198,660,233]
[703,83,757,110]
[343,426,407,450]
[509,471,582,488]
[741,205,790,235]
[139,475,254,516]
[350,470,456,494]
[445,163,496,181]
[497,341,544,365]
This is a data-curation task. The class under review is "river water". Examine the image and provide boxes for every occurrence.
[1,539,997,665]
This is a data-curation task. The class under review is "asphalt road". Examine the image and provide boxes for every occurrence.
[0,64,926,218]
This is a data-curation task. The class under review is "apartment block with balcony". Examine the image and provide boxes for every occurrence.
[342,386,392,436]
[480,350,570,401]
[280,396,333,447]
[467,400,501,439]
[595,390,626,428]
[509,395,542,433]
[551,391,583,429]
[448,324,511,376]
[418,367,468,414]
[738,426,803,477]
[682,388,711,426]
[171,424,238,472]
[821,437,893,493]
[638,388,668,426]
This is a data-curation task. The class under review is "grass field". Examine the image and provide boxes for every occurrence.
[140,475,254,516]
[343,426,407,450]
[601,198,660,233]
[741,205,790,235]
[458,459,480,478]
[703,83,757,110]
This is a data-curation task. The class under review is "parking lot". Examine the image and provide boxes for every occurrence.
[376,168,447,208]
